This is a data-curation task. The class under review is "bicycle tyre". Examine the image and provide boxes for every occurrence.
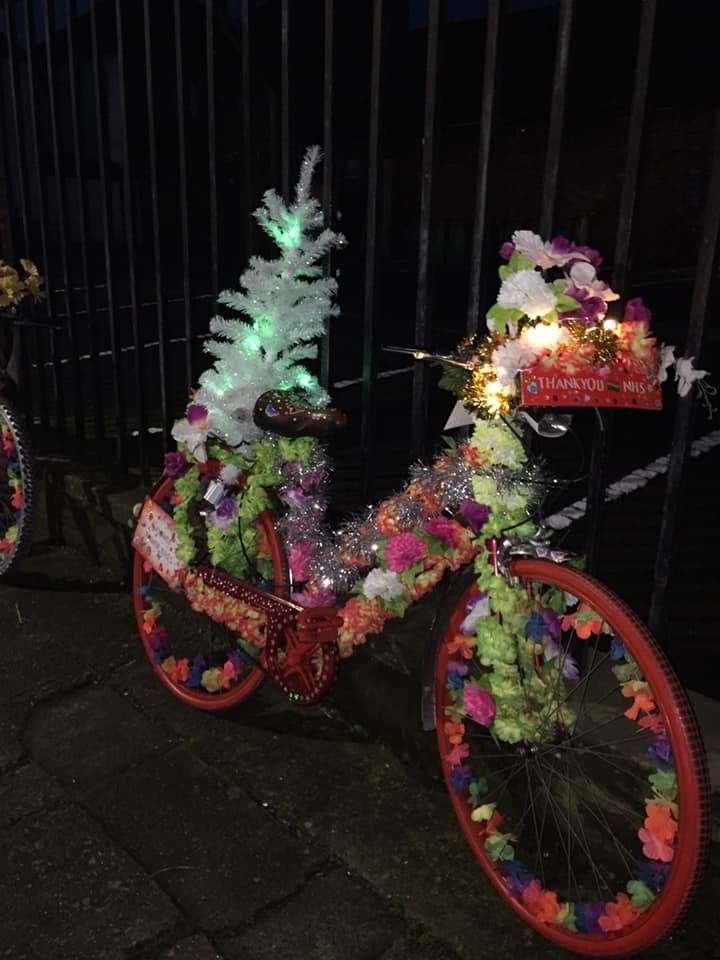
[0,397,34,577]
[435,558,710,957]
[132,473,287,711]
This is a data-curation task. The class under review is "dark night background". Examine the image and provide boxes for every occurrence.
[0,0,719,694]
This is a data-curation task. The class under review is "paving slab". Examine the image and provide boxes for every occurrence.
[24,684,174,787]
[84,744,327,932]
[0,761,64,827]
[219,867,403,960]
[159,935,225,960]
[0,803,178,960]
[0,703,24,771]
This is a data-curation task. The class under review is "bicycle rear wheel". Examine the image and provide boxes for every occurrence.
[132,473,287,711]
[435,560,710,956]
[0,398,34,577]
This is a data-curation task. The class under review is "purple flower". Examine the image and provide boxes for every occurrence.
[447,660,469,690]
[451,764,474,792]
[623,296,651,326]
[549,235,603,269]
[542,608,562,639]
[610,638,626,661]
[561,653,579,680]
[559,283,607,325]
[187,655,207,688]
[575,902,605,934]
[282,487,314,508]
[458,499,491,533]
[501,860,534,898]
[163,451,189,477]
[648,735,673,767]
[499,241,515,261]
[186,403,208,424]
[638,860,670,890]
[386,532,427,572]
[208,496,236,530]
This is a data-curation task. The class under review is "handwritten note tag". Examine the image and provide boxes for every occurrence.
[132,499,184,587]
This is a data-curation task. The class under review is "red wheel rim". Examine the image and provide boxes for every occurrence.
[435,560,709,957]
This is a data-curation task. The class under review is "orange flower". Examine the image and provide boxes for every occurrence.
[621,682,656,720]
[638,713,665,735]
[447,742,470,767]
[169,491,184,506]
[521,880,561,923]
[447,633,474,659]
[443,719,465,744]
[598,893,639,932]
[644,803,677,844]
[10,490,23,511]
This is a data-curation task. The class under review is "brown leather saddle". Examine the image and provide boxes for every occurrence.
[253,390,347,439]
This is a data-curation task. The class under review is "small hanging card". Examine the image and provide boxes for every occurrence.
[132,499,184,587]
[520,364,662,410]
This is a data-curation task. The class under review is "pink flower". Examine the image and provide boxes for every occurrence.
[424,516,461,548]
[463,685,496,726]
[292,587,336,608]
[385,532,427,572]
[289,540,315,581]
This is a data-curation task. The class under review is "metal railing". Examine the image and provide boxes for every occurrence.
[0,0,717,643]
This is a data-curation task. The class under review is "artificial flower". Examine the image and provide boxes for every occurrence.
[675,356,708,397]
[207,496,236,530]
[219,463,243,485]
[491,339,538,386]
[447,741,470,767]
[171,415,210,463]
[521,880,561,923]
[568,261,619,303]
[362,567,405,602]
[657,343,676,383]
[200,666,224,693]
[457,498,491,533]
[598,893,638,932]
[460,593,490,635]
[497,268,558,319]
[638,827,674,863]
[643,802,677,844]
[499,241,515,261]
[451,764,474,791]
[626,880,656,911]
[289,540,316,581]
[163,451,189,477]
[385,532,427,572]
[292,587,336,607]
[463,684,496,726]
[424,515,462,547]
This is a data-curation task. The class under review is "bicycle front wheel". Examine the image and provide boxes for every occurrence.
[435,559,710,957]
[0,398,34,577]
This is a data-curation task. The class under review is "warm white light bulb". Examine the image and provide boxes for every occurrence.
[521,322,562,351]
[603,318,619,332]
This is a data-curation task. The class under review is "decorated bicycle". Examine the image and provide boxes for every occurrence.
[0,258,43,577]
[132,148,710,956]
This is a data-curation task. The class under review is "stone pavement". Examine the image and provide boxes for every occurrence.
[1,545,719,960]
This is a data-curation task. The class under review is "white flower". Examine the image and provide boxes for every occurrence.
[171,417,209,463]
[568,261,619,303]
[497,269,558,319]
[491,339,538,386]
[219,464,242,485]
[512,229,590,269]
[461,594,490,634]
[657,344,676,383]
[511,230,556,268]
[362,568,405,602]
[675,356,708,397]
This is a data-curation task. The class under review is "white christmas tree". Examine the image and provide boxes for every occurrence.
[172,146,345,454]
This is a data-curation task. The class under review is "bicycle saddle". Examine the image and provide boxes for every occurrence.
[253,390,347,438]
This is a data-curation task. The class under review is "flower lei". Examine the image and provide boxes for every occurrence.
[0,410,24,565]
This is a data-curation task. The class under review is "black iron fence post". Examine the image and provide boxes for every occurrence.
[648,110,720,642]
